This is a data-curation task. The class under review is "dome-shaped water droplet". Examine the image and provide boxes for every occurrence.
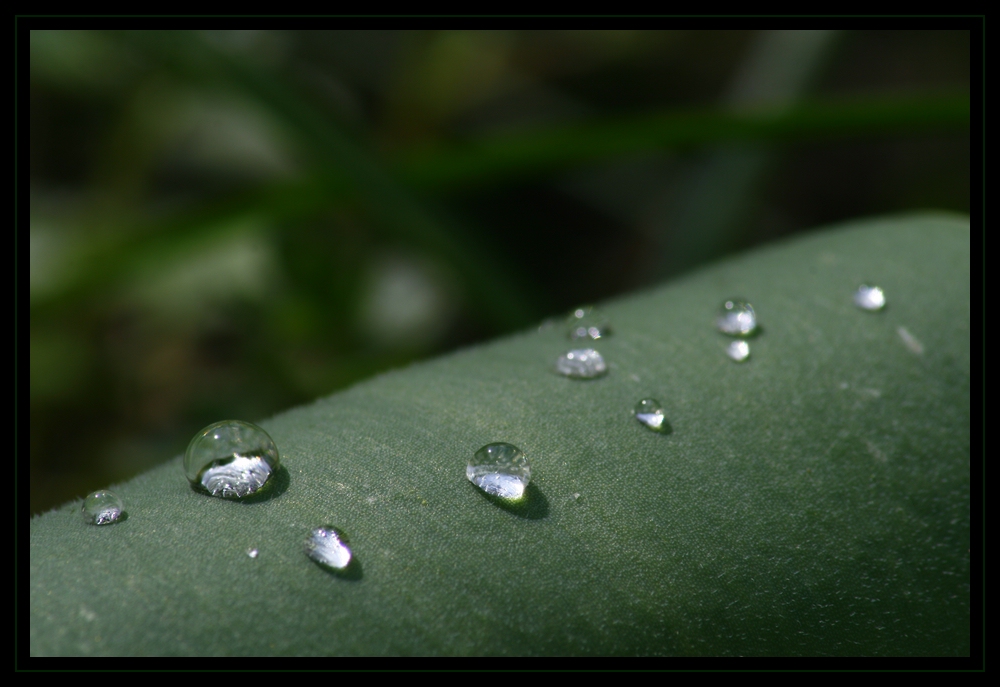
[717,299,757,336]
[555,348,607,378]
[184,420,280,499]
[467,442,531,500]
[854,284,886,311]
[304,525,352,570]
[725,340,750,362]
[82,489,123,525]
[633,398,669,432]
[566,305,611,340]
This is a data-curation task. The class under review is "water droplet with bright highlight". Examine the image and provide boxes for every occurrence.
[726,340,750,362]
[82,490,123,525]
[633,398,669,433]
[566,305,611,340]
[717,299,757,336]
[184,420,280,499]
[305,526,352,570]
[247,548,259,559]
[467,442,531,500]
[854,284,886,311]
[555,348,607,378]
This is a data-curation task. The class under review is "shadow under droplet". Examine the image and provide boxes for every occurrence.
[472,482,549,520]
[188,464,290,503]
[310,555,363,581]
[655,420,674,436]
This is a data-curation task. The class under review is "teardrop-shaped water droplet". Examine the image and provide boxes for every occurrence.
[304,526,352,570]
[566,305,611,340]
[633,398,669,432]
[555,348,607,378]
[725,340,750,362]
[854,284,886,311]
[82,490,123,525]
[184,420,280,499]
[717,299,757,336]
[467,442,531,500]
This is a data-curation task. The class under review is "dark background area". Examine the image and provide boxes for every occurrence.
[28,29,971,515]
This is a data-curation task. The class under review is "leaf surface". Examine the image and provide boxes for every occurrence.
[29,213,971,656]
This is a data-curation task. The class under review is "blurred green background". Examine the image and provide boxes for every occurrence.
[28,29,970,516]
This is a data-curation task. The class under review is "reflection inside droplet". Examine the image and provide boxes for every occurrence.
[467,442,531,500]
[633,398,669,432]
[555,348,607,379]
[717,299,757,336]
[854,284,886,311]
[305,526,353,570]
[82,490,123,525]
[726,340,750,362]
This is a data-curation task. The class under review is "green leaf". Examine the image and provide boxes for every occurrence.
[29,213,970,656]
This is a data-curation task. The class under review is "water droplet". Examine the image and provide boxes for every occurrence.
[305,526,352,570]
[82,490,123,525]
[467,442,531,500]
[897,326,924,355]
[717,299,757,336]
[633,398,669,432]
[725,340,750,362]
[854,284,886,311]
[184,420,280,499]
[566,306,611,340]
[555,348,607,378]
[247,548,259,559]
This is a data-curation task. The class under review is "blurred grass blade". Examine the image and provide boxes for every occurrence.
[396,94,970,191]
[118,30,540,330]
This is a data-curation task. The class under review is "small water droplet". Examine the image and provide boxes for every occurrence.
[725,340,750,362]
[82,490,123,525]
[633,398,669,432]
[854,284,886,311]
[305,526,352,570]
[571,492,581,501]
[555,348,607,378]
[566,306,611,340]
[184,420,280,499]
[897,326,924,355]
[467,442,531,500]
[717,299,757,336]
[247,548,259,559]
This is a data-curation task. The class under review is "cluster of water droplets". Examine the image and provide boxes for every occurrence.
[566,306,611,341]
[76,279,893,579]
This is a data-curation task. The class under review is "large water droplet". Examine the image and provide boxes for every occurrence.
[566,305,611,340]
[725,340,750,362]
[854,284,886,311]
[304,526,353,570]
[467,442,531,500]
[82,490,123,525]
[717,299,757,336]
[555,348,607,378]
[184,420,280,499]
[633,398,669,433]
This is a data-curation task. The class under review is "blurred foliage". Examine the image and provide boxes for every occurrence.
[28,29,971,516]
